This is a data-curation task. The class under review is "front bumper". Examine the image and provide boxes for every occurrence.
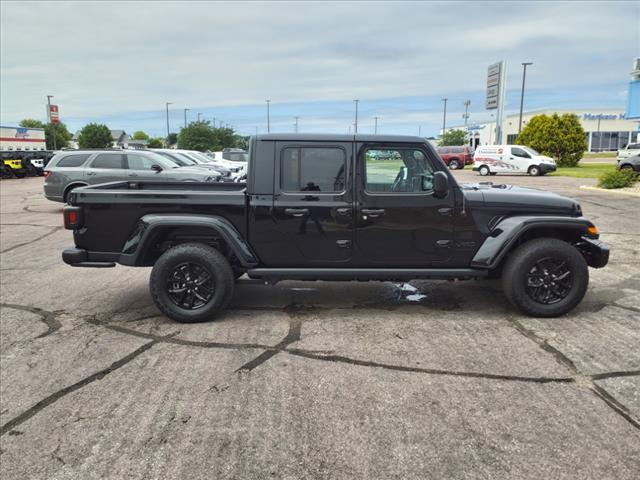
[576,237,609,268]
[540,163,557,173]
[63,247,118,268]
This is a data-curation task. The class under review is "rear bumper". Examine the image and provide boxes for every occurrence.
[577,237,609,268]
[62,247,118,268]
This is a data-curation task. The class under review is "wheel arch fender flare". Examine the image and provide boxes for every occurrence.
[118,213,259,267]
[471,216,596,270]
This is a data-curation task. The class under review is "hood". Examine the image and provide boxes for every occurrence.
[461,182,582,216]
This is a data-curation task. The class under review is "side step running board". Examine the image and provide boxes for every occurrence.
[247,268,487,282]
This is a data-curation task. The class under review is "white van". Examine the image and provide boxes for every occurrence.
[473,145,556,176]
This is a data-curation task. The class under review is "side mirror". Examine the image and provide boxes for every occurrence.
[432,171,450,198]
[151,164,163,172]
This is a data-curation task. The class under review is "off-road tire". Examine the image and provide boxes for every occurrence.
[502,238,588,317]
[448,159,460,170]
[150,243,234,323]
[479,165,490,176]
[528,165,541,176]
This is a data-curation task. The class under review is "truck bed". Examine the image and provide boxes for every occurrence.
[69,181,248,253]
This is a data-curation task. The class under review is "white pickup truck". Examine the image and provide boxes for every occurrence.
[617,143,640,160]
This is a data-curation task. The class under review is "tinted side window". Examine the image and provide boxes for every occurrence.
[91,154,124,169]
[281,147,345,192]
[452,147,464,153]
[439,147,449,154]
[56,154,90,167]
[511,147,529,158]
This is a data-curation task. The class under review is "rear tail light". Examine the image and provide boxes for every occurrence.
[63,206,84,230]
[44,171,53,179]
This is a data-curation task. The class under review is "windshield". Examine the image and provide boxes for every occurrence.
[222,151,248,162]
[155,151,196,166]
[143,152,182,169]
[185,151,213,164]
[522,146,540,156]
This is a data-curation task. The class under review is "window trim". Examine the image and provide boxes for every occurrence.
[89,153,125,170]
[363,145,435,196]
[279,145,348,195]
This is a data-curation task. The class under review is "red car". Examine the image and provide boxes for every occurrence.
[436,146,474,169]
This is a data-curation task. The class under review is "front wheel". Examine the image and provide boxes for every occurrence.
[502,238,588,317]
[528,165,541,176]
[150,243,234,323]
[479,165,490,176]
[448,159,460,170]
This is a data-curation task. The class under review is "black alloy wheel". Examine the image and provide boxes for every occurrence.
[525,257,573,305]
[167,262,215,309]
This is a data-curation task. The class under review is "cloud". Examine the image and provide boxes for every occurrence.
[1,0,637,136]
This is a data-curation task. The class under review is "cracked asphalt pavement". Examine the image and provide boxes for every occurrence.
[1,173,639,479]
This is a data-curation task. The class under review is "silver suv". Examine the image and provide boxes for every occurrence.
[43,150,221,203]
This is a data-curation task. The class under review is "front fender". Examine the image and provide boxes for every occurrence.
[470,216,596,269]
[118,214,258,267]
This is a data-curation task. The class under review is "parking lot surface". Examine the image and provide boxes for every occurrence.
[1,172,639,479]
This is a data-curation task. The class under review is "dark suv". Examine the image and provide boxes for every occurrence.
[437,146,474,169]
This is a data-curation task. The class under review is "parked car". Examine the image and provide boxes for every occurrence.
[617,154,640,172]
[617,143,640,160]
[151,149,228,178]
[436,146,474,169]
[208,149,248,181]
[43,149,221,203]
[61,134,607,322]
[473,145,556,176]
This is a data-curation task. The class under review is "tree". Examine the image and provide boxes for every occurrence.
[167,132,178,146]
[19,118,73,149]
[516,113,587,167]
[132,130,150,140]
[439,129,466,146]
[78,123,112,148]
[177,121,217,151]
[147,137,164,148]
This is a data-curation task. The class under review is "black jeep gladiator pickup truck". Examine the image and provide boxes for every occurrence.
[62,134,609,322]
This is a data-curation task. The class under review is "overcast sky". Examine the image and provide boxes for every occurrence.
[1,1,638,137]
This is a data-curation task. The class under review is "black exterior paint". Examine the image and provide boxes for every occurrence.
[63,134,608,276]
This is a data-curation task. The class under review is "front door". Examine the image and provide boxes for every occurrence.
[271,142,354,266]
[354,144,455,266]
[125,152,167,181]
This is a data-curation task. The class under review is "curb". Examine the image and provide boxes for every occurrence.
[579,185,640,197]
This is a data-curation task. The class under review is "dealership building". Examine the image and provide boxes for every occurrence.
[450,108,639,152]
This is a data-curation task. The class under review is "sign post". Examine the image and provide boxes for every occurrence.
[486,61,506,144]
[46,95,58,150]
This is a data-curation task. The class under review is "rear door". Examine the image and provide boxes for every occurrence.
[85,153,126,184]
[271,141,354,265]
[354,143,455,266]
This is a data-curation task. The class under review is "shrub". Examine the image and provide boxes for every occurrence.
[597,168,638,189]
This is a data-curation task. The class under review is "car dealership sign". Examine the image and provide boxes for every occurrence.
[486,62,503,110]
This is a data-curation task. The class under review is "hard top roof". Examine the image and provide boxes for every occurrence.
[255,133,426,143]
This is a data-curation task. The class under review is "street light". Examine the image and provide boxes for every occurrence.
[373,116,379,134]
[463,100,471,127]
[184,108,190,128]
[165,102,172,139]
[46,95,57,150]
[441,98,448,136]
[294,116,299,133]
[266,100,271,133]
[353,100,359,134]
[518,62,533,134]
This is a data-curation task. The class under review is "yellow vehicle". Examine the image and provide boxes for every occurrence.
[1,157,27,178]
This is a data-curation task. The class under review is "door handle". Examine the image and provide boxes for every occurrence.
[361,208,385,218]
[129,173,139,177]
[86,171,96,176]
[336,207,351,216]
[285,208,309,217]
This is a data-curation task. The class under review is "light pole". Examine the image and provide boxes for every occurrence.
[266,100,271,133]
[518,62,533,134]
[46,95,57,150]
[463,100,471,127]
[165,102,172,139]
[489,113,494,145]
[419,126,422,137]
[373,116,379,134]
[183,108,189,128]
[294,116,299,133]
[441,98,448,136]
[197,112,202,122]
[354,100,359,134]
[212,117,216,128]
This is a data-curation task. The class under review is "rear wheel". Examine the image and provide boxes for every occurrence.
[528,165,541,176]
[479,165,490,176]
[502,238,588,317]
[150,243,234,323]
